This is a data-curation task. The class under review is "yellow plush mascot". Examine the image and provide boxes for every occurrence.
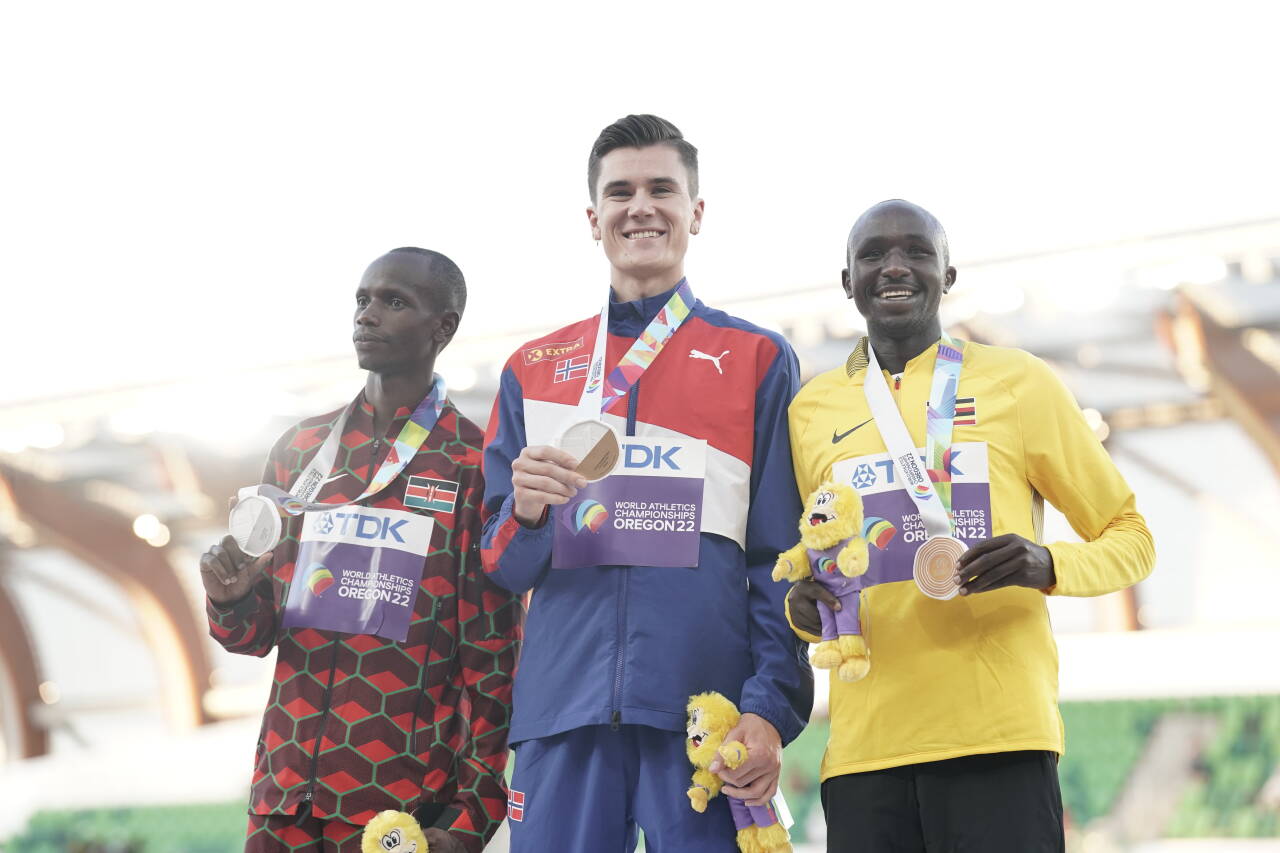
[686,691,792,853]
[361,810,429,853]
[772,481,884,682]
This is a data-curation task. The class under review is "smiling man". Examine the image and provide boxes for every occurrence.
[785,200,1155,850]
[199,248,521,853]
[481,115,812,851]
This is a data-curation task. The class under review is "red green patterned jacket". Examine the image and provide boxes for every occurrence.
[207,393,522,853]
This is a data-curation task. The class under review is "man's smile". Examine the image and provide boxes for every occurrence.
[623,229,666,240]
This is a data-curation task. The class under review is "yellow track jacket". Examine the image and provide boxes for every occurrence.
[787,338,1155,780]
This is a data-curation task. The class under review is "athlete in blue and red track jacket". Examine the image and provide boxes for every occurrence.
[481,282,811,753]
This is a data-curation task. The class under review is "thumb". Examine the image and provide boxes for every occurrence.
[249,551,273,576]
[708,756,723,773]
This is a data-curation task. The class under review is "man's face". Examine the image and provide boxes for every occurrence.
[842,204,956,336]
[352,256,455,374]
[587,144,704,285]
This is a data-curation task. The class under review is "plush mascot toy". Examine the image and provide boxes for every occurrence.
[686,691,792,853]
[772,481,876,682]
[362,810,429,853]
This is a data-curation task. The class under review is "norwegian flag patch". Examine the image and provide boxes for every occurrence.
[404,476,459,514]
[553,355,590,383]
[508,789,526,822]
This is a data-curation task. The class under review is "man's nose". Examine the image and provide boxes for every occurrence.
[628,192,656,218]
[356,305,379,325]
[882,250,911,281]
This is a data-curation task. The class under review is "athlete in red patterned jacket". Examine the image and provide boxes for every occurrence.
[200,248,522,853]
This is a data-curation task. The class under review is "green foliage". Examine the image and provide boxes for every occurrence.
[2,803,246,853]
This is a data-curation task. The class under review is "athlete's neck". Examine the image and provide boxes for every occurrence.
[610,267,685,304]
[868,320,943,375]
[365,367,436,437]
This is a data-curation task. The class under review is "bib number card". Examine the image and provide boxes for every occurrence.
[552,438,706,570]
[281,506,435,642]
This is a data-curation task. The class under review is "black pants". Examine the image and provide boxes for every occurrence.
[821,750,1065,852]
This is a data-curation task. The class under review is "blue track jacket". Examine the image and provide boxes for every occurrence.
[481,282,812,746]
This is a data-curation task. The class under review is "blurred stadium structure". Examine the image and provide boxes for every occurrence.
[1,217,1279,851]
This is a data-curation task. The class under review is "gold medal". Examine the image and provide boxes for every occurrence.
[912,535,967,600]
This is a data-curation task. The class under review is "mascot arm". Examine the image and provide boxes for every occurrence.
[718,740,748,769]
[688,768,724,812]
[836,536,870,578]
[772,543,811,583]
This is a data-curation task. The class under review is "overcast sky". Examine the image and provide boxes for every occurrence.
[3,1,1277,403]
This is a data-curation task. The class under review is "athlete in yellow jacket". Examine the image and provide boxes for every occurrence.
[787,200,1155,851]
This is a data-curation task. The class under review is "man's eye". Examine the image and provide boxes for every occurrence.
[356,297,369,308]
[861,251,883,260]
[908,246,930,257]
[390,298,405,309]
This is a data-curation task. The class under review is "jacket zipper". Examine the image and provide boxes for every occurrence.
[300,638,340,818]
[611,380,641,731]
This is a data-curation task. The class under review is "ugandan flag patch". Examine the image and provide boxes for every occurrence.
[405,476,458,514]
[955,397,977,426]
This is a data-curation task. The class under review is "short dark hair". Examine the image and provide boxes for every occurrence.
[587,114,699,203]
[387,247,467,315]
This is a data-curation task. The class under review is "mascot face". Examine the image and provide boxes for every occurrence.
[362,811,427,853]
[799,482,863,550]
[685,692,740,768]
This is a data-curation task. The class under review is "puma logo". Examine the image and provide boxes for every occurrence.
[689,349,730,374]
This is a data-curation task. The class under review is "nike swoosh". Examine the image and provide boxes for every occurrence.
[832,418,874,444]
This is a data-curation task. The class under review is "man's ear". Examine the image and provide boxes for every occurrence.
[841,268,853,299]
[586,207,601,241]
[436,311,460,343]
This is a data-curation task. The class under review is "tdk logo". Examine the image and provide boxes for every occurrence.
[852,464,877,488]
[314,511,408,543]
[623,444,681,470]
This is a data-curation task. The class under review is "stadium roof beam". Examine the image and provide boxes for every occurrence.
[0,463,214,734]
[0,556,48,760]
[1169,290,1280,479]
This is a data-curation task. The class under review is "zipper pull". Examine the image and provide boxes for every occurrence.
[610,710,621,731]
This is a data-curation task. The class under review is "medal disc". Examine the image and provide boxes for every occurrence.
[557,419,621,482]
[229,494,283,557]
[912,535,967,600]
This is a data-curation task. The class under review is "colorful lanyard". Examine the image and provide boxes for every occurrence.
[284,373,448,509]
[862,335,964,538]
[578,280,696,418]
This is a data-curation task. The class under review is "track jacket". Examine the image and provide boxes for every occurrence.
[481,281,812,746]
[207,392,522,853]
[787,338,1155,779]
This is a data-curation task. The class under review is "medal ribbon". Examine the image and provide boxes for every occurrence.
[862,334,964,538]
[578,279,695,418]
[243,374,448,514]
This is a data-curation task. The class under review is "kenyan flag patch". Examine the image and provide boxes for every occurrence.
[405,476,459,514]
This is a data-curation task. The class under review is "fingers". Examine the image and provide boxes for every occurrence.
[956,533,1017,567]
[513,446,587,497]
[960,557,1024,595]
[722,768,780,806]
[221,533,249,566]
[799,580,841,611]
[200,548,234,586]
[786,584,825,636]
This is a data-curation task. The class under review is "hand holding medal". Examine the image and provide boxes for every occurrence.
[952,533,1056,595]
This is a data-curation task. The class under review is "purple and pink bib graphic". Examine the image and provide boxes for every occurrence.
[832,441,992,588]
[552,438,707,570]
[282,506,435,642]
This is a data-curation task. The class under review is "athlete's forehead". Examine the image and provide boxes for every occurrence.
[594,144,692,197]
[358,253,436,297]
[848,202,944,251]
